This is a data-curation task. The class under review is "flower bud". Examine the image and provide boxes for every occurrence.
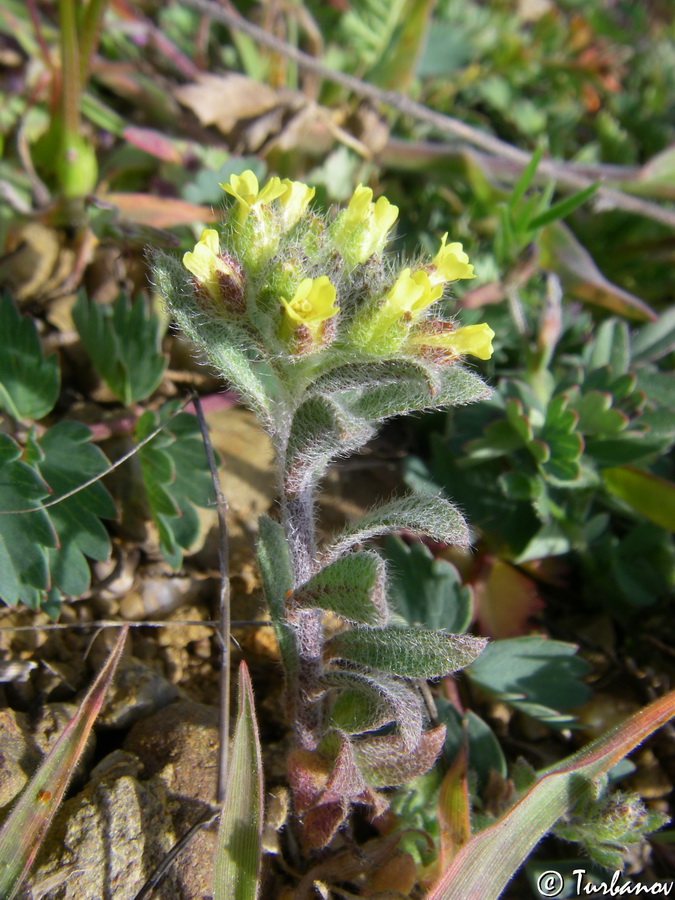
[183,229,245,313]
[332,184,399,268]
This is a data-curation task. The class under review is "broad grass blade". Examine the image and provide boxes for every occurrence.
[426,690,675,900]
[0,625,129,900]
[213,660,264,900]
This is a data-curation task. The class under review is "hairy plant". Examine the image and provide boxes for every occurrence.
[152,171,494,847]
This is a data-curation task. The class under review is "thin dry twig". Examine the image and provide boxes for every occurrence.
[179,0,675,229]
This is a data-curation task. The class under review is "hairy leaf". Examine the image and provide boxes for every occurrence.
[353,724,447,787]
[319,668,423,750]
[0,293,59,421]
[324,494,469,563]
[325,625,487,678]
[256,516,297,676]
[285,395,374,496]
[293,551,388,625]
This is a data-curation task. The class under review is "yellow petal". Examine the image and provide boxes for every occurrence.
[430,234,475,284]
[279,179,316,228]
[409,322,495,361]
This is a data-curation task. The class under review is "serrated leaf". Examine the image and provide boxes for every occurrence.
[285,396,374,496]
[73,292,167,405]
[325,494,469,564]
[293,551,388,625]
[0,627,128,900]
[0,434,57,606]
[135,405,214,568]
[384,536,473,633]
[213,661,263,900]
[466,636,590,727]
[35,421,115,598]
[325,625,487,678]
[0,293,59,421]
[319,668,423,750]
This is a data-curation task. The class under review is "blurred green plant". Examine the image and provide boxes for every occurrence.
[0,292,212,613]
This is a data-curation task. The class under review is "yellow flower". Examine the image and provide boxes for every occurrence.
[280,276,338,342]
[220,170,286,222]
[408,322,495,361]
[337,185,399,266]
[279,178,316,229]
[429,234,475,285]
[183,229,239,305]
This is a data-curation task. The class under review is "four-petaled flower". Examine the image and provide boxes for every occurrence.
[429,234,475,285]
[183,229,243,308]
[280,276,339,344]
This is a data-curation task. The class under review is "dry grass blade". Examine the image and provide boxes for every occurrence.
[0,625,129,900]
[213,660,264,900]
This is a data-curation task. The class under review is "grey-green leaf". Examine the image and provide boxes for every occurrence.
[325,625,487,678]
[293,551,388,625]
[324,494,469,563]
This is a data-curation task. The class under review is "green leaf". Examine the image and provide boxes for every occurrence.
[320,668,423,750]
[325,625,487,678]
[574,391,628,436]
[0,434,56,607]
[285,395,374,496]
[0,627,128,900]
[135,404,214,568]
[603,466,675,532]
[293,550,388,625]
[325,494,469,563]
[213,661,264,900]
[426,691,675,900]
[152,252,273,423]
[528,181,598,230]
[72,291,167,405]
[466,636,590,727]
[508,145,544,210]
[384,536,473,633]
[256,517,297,675]
[0,292,59,421]
[437,702,507,791]
[35,421,115,598]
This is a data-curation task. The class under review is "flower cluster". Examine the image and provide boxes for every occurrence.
[179,169,493,364]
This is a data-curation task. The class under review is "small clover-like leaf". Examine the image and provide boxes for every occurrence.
[0,293,59,421]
